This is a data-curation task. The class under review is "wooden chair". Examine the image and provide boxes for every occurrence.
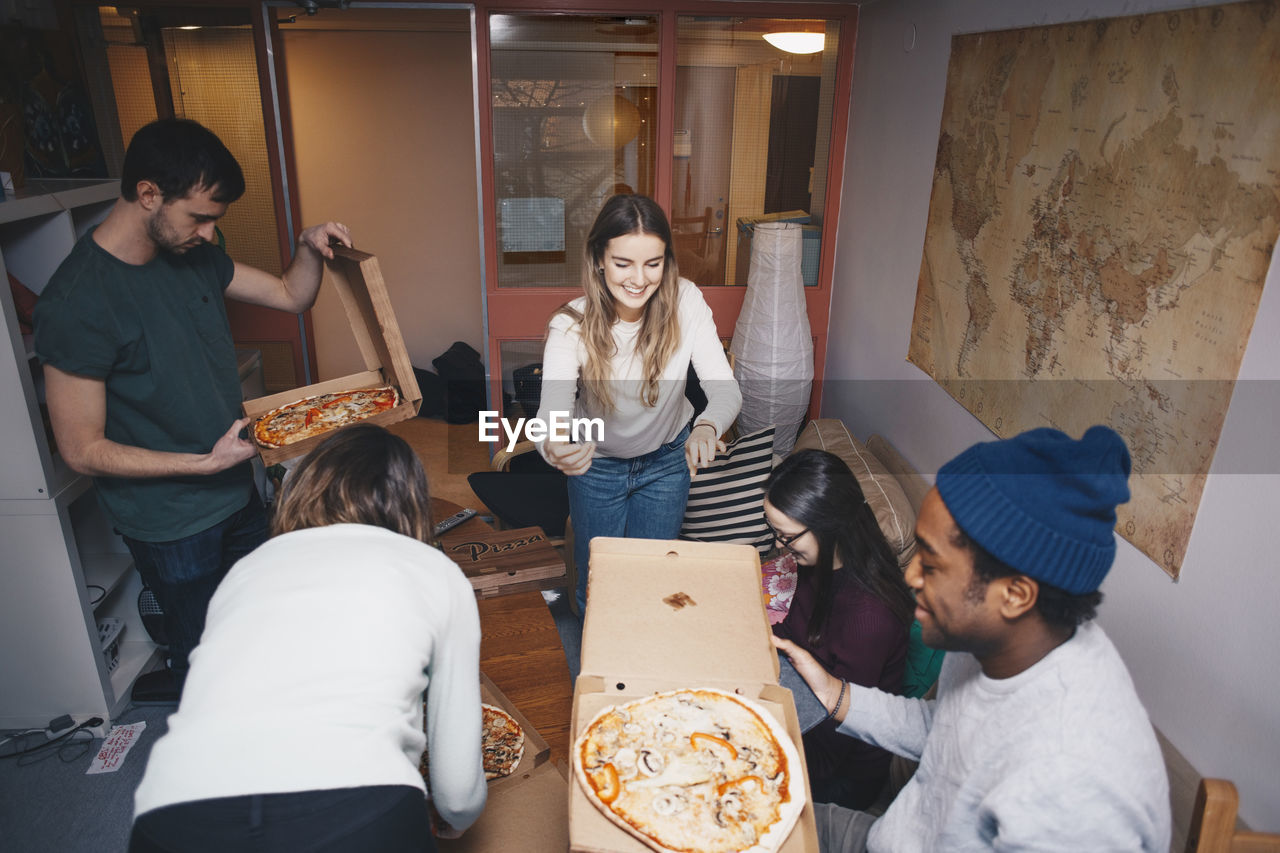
[671,206,716,281]
[671,206,714,256]
[1186,778,1280,853]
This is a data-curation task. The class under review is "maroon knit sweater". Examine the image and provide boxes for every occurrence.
[772,565,908,806]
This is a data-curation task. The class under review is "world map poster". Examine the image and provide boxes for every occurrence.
[907,2,1280,578]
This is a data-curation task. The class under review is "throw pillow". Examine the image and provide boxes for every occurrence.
[792,420,918,567]
[680,425,775,554]
[761,552,798,624]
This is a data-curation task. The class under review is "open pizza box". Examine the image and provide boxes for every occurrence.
[481,671,551,787]
[430,672,565,853]
[569,537,820,853]
[242,246,422,465]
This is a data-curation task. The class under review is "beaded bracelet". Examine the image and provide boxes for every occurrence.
[821,679,848,725]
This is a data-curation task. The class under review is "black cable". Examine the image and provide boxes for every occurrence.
[86,584,106,606]
[16,735,94,767]
[0,716,103,760]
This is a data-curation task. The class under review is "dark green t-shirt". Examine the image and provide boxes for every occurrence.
[34,231,253,542]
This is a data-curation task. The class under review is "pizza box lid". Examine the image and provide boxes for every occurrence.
[242,246,422,465]
[578,537,777,687]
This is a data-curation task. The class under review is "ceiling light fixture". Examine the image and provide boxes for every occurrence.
[763,31,824,54]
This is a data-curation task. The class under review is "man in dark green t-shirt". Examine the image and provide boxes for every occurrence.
[34,119,352,702]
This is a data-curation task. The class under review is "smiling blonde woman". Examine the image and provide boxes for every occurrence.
[535,194,741,615]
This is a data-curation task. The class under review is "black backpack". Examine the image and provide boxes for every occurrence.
[431,341,487,424]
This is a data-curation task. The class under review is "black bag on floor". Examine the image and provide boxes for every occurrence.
[432,341,486,424]
[413,367,447,419]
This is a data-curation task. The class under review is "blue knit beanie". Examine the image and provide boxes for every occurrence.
[934,425,1131,594]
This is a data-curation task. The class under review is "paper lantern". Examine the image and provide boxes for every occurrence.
[731,223,814,456]
[583,94,641,148]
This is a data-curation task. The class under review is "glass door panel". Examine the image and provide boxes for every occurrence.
[498,339,546,422]
[673,16,840,287]
[489,14,658,290]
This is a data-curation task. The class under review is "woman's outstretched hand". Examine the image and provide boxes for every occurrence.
[544,439,596,476]
[685,422,725,477]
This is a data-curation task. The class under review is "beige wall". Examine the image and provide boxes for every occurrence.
[282,14,482,381]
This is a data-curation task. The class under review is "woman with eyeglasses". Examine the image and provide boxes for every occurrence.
[763,449,915,810]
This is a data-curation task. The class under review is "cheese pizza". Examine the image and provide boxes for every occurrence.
[251,386,399,448]
[574,688,804,853]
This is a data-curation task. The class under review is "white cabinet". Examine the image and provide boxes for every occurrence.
[0,179,161,732]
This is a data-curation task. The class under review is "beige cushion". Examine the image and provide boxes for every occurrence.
[792,420,918,567]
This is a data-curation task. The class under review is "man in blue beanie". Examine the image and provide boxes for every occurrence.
[774,425,1171,852]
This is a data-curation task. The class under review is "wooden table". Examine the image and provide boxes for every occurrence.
[432,498,573,767]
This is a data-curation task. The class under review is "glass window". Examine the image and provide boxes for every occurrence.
[674,17,840,286]
[497,339,547,422]
[489,14,658,288]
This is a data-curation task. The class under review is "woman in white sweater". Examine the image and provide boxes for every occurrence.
[129,425,486,852]
[537,194,741,614]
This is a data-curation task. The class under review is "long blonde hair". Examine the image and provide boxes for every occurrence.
[555,194,681,412]
[271,424,434,543]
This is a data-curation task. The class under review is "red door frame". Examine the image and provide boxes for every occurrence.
[475,0,858,418]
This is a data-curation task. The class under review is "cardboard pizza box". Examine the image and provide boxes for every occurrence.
[438,526,568,598]
[568,538,819,853]
[242,246,422,464]
[438,761,570,853]
[421,672,549,794]
[481,670,551,785]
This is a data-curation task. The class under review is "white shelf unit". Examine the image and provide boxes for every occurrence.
[0,179,162,732]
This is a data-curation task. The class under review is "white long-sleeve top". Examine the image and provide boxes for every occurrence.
[536,278,741,460]
[133,524,487,832]
[839,620,1170,852]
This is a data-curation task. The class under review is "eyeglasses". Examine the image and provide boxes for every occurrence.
[765,520,810,552]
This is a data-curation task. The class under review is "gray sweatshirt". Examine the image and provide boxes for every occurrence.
[840,621,1170,851]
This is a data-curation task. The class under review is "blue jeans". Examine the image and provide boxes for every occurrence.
[814,803,876,852]
[123,492,269,673]
[567,425,691,614]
